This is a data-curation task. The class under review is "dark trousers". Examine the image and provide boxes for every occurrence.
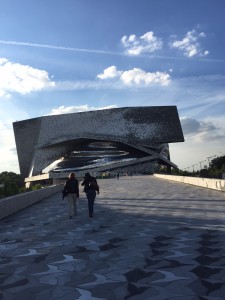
[86,190,96,215]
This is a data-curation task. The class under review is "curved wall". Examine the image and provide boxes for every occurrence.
[13,106,184,178]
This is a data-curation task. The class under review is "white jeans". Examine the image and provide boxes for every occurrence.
[67,193,78,217]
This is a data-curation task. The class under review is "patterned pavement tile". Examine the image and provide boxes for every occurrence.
[1,176,225,299]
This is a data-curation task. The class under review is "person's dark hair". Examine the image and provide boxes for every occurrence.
[84,172,91,178]
[69,172,75,179]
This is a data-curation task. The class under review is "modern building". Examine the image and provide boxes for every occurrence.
[13,106,184,185]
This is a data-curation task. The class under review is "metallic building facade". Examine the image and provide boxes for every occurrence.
[13,106,184,178]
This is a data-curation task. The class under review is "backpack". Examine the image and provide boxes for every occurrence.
[89,177,99,191]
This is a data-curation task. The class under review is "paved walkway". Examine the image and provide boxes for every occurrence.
[1,175,225,300]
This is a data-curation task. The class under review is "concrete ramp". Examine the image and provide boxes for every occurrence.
[1,176,225,299]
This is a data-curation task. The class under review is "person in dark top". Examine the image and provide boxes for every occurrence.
[63,172,79,219]
[81,172,99,217]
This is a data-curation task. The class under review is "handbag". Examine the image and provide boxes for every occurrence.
[62,189,69,199]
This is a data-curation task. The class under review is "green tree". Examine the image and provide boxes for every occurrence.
[0,172,24,198]
[199,168,210,178]
[169,155,225,179]
[210,156,225,169]
[209,156,225,178]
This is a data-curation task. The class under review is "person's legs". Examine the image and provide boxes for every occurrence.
[86,190,96,217]
[72,194,78,215]
[67,195,74,218]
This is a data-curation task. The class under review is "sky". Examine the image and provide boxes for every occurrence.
[0,0,225,174]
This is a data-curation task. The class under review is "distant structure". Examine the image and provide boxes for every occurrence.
[13,106,184,184]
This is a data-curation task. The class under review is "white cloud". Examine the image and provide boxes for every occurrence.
[180,116,225,143]
[0,120,19,173]
[97,66,122,79]
[180,117,201,134]
[48,104,119,115]
[170,30,209,57]
[97,66,171,86]
[0,58,55,98]
[121,68,170,86]
[192,123,225,143]
[171,116,225,170]
[0,40,123,56]
[121,31,163,55]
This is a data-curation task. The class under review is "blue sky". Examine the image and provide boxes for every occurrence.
[0,0,225,173]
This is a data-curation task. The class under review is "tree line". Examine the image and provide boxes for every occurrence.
[0,172,42,199]
[171,155,225,178]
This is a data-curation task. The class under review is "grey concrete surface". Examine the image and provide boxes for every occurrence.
[1,175,225,300]
[0,185,63,220]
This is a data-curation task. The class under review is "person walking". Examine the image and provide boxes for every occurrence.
[81,172,99,217]
[63,172,79,219]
